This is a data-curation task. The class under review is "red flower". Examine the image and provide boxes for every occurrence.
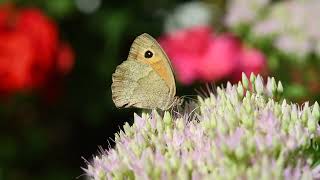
[159,26,266,85]
[15,8,59,88]
[0,31,34,94]
[0,4,74,97]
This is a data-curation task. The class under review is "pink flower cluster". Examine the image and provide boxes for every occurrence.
[159,26,266,85]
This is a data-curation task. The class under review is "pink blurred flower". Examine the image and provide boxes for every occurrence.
[159,26,266,85]
[200,34,241,81]
[159,26,212,56]
[159,26,212,84]
[169,54,199,84]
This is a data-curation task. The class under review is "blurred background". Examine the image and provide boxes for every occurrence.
[0,0,320,179]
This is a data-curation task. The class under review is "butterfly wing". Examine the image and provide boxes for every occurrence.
[112,60,172,110]
[111,33,176,110]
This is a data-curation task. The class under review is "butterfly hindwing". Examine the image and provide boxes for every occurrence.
[112,59,172,110]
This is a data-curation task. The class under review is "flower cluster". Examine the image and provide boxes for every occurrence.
[84,74,320,180]
[225,0,320,59]
[159,26,266,85]
[0,4,74,96]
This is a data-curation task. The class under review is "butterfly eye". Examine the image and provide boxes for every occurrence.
[144,50,153,58]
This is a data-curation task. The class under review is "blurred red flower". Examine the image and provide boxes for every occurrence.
[159,26,266,85]
[0,31,34,93]
[0,4,74,96]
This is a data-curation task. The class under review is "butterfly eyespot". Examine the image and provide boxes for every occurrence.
[144,50,153,58]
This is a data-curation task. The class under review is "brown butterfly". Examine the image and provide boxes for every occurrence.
[111,33,177,110]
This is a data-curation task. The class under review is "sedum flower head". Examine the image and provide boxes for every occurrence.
[84,74,320,180]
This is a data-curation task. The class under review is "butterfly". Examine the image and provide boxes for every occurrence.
[111,33,177,110]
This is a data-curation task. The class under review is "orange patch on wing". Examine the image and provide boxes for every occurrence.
[149,59,172,88]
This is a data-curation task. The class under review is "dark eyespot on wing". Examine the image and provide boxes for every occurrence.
[144,50,153,58]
